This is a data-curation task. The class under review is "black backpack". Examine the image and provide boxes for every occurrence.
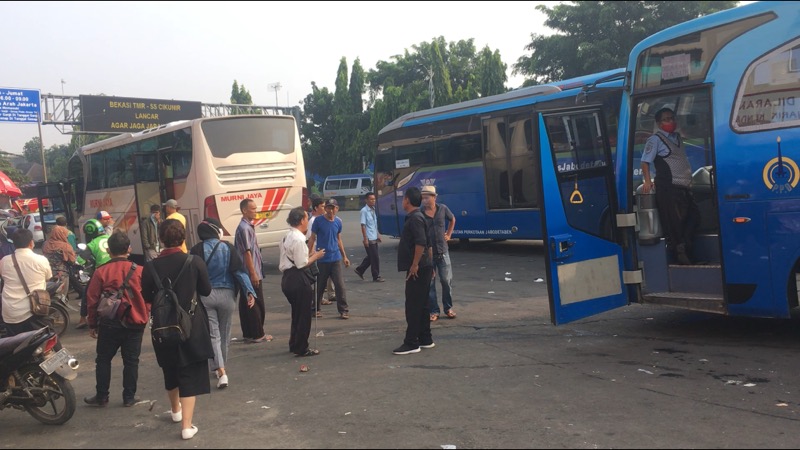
[148,255,195,347]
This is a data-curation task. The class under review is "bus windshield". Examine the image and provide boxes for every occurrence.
[201,117,296,157]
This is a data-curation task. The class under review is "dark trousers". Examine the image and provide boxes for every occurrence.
[282,269,313,354]
[655,183,700,259]
[315,261,348,314]
[404,266,434,347]
[95,323,143,401]
[356,242,381,280]
[239,279,266,340]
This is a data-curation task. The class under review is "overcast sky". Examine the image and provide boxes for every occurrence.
[0,1,557,155]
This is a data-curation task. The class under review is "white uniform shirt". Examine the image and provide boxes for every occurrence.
[280,228,310,272]
[1,248,53,324]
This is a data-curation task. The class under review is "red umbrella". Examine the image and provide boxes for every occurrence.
[0,171,22,197]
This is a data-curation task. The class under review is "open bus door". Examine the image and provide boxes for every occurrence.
[537,110,630,325]
[26,182,71,241]
[131,152,163,262]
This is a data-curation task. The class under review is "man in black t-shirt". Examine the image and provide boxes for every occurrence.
[393,187,434,355]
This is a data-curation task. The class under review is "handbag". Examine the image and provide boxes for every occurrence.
[11,253,51,316]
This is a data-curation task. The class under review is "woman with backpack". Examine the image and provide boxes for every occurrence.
[141,219,212,440]
[189,218,257,390]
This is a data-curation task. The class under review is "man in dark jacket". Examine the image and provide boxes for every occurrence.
[84,231,150,407]
[393,187,434,355]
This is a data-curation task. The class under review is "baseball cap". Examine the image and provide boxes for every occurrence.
[421,185,437,196]
[163,199,179,208]
[324,198,338,208]
[97,210,112,220]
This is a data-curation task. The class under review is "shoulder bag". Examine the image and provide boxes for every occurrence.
[11,252,51,316]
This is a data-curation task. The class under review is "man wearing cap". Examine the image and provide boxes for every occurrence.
[421,185,457,321]
[164,199,187,253]
[97,211,114,235]
[141,204,162,261]
[308,198,351,319]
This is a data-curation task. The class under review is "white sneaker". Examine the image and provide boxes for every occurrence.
[171,408,182,423]
[217,374,228,389]
[182,425,198,440]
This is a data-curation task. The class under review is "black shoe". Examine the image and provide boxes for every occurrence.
[420,342,435,349]
[392,344,420,355]
[123,397,141,407]
[84,395,109,407]
[354,269,364,280]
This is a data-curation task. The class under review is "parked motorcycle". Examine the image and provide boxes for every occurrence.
[0,327,79,425]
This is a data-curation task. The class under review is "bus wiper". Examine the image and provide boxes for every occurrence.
[576,71,630,104]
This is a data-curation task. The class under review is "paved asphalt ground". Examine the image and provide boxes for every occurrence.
[3,210,800,448]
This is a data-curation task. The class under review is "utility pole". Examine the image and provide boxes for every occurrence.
[422,66,435,108]
[269,82,282,106]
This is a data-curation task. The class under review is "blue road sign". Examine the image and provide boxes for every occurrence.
[0,88,41,123]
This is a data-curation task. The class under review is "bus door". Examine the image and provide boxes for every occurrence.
[132,152,163,257]
[483,114,540,238]
[34,182,71,240]
[538,109,629,325]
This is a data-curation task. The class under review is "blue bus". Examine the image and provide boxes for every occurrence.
[375,69,626,241]
[542,1,800,324]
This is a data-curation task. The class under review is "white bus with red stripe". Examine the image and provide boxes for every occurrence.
[69,115,308,263]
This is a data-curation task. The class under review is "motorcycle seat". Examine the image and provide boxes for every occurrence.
[0,328,49,358]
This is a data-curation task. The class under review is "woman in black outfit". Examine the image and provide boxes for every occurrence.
[141,219,212,440]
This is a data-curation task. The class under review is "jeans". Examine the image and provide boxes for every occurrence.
[95,323,144,401]
[355,242,381,280]
[428,252,454,315]
[203,288,236,371]
[315,260,348,314]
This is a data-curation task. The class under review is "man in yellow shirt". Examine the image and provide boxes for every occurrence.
[163,199,187,253]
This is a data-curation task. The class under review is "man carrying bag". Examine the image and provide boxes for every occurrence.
[84,231,150,408]
[0,228,53,336]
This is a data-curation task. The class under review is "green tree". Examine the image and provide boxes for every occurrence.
[22,137,43,165]
[230,80,256,115]
[300,82,336,180]
[0,152,28,186]
[477,46,507,97]
[513,1,738,84]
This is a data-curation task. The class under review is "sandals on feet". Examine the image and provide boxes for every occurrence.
[296,349,320,357]
[446,310,457,319]
[430,314,439,322]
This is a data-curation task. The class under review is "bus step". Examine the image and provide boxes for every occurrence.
[642,292,726,314]
[668,263,722,295]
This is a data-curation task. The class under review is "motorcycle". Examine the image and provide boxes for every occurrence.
[0,327,79,425]
[45,276,77,337]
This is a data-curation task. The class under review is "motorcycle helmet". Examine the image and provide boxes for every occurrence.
[83,219,103,242]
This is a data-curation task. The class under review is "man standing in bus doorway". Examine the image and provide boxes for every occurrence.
[142,204,161,261]
[97,211,114,235]
[640,107,700,265]
[236,199,270,343]
[308,198,350,319]
[163,199,187,253]
[355,192,385,282]
[421,186,457,321]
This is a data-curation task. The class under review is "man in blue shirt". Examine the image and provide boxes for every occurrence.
[354,192,384,282]
[308,199,350,319]
[640,107,699,265]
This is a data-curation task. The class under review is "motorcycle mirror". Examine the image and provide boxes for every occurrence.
[77,243,87,251]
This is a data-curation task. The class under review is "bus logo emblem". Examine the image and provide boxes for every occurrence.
[762,156,799,194]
